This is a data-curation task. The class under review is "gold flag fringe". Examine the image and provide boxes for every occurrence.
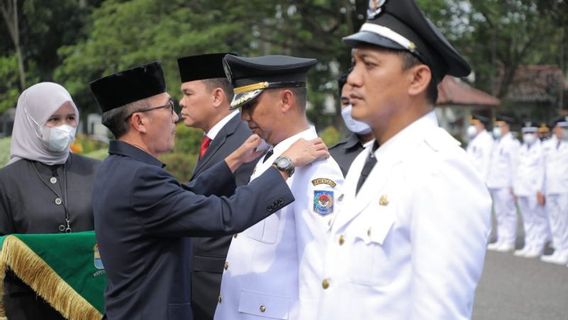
[0,235,102,320]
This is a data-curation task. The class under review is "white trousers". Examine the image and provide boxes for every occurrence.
[517,195,549,251]
[545,193,568,255]
[490,188,517,245]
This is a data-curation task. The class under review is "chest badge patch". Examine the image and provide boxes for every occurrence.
[379,195,389,206]
[314,190,334,215]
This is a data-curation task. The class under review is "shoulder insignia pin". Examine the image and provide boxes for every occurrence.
[379,195,389,206]
[311,178,337,188]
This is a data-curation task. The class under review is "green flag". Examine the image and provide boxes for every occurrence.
[0,231,105,320]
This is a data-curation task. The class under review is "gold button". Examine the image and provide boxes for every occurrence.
[218,295,222,304]
[338,235,345,245]
[322,278,330,289]
[55,198,62,205]
[259,305,266,312]
[224,261,229,270]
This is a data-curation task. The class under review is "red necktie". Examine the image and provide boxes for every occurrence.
[199,136,212,158]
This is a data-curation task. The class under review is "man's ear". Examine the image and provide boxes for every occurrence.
[407,64,432,98]
[280,89,294,113]
[212,87,225,108]
[130,113,147,133]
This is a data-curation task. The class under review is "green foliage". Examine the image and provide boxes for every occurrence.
[0,137,11,167]
[73,134,108,154]
[54,0,367,129]
[158,123,202,181]
[319,125,342,147]
[83,148,109,161]
[0,55,20,113]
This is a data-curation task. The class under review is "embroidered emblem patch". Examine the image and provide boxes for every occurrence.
[314,190,334,215]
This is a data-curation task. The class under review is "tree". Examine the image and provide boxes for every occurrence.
[0,0,25,89]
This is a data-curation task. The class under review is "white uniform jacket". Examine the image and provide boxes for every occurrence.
[317,112,491,320]
[543,138,568,195]
[486,132,520,189]
[514,140,545,197]
[215,127,344,320]
[466,129,493,182]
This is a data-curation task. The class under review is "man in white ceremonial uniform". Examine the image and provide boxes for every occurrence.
[541,116,568,265]
[316,0,491,319]
[513,121,548,258]
[466,113,493,183]
[487,114,521,252]
[214,54,344,319]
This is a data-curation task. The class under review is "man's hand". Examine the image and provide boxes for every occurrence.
[225,134,264,172]
[281,138,329,168]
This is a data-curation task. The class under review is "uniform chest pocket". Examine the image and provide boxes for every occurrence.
[349,208,395,286]
[244,214,280,244]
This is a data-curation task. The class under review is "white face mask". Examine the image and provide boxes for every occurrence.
[492,127,502,139]
[522,133,537,145]
[41,124,76,152]
[466,125,478,139]
[341,104,372,135]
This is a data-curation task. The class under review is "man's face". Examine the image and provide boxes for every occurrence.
[340,84,351,110]
[347,46,410,129]
[179,80,216,131]
[554,125,566,139]
[495,121,509,135]
[142,93,179,155]
[471,119,484,133]
[240,90,279,145]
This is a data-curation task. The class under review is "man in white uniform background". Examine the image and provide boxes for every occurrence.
[513,121,549,258]
[541,116,568,265]
[487,114,520,252]
[316,0,491,319]
[214,54,344,319]
[466,113,493,183]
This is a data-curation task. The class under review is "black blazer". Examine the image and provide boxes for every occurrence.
[189,115,255,319]
[329,133,367,177]
[93,141,293,320]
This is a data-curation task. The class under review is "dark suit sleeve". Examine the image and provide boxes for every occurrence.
[183,161,237,197]
[132,163,294,238]
[234,159,255,186]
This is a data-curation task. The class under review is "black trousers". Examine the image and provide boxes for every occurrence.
[3,270,64,320]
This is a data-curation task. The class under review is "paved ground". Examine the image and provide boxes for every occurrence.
[473,214,568,320]
[474,250,568,320]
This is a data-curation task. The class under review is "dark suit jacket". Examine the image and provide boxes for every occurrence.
[93,141,293,320]
[189,114,255,320]
[329,133,367,177]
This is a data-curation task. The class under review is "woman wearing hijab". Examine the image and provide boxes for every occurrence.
[0,82,100,320]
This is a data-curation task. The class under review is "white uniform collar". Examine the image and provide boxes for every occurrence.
[371,110,439,161]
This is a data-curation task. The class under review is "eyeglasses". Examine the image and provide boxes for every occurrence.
[138,99,175,115]
[125,99,176,120]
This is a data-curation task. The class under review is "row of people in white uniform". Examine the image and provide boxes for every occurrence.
[466,114,568,266]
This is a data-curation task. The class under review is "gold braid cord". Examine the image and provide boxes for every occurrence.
[0,235,102,320]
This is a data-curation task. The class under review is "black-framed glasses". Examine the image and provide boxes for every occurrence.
[138,99,175,115]
[125,99,176,120]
